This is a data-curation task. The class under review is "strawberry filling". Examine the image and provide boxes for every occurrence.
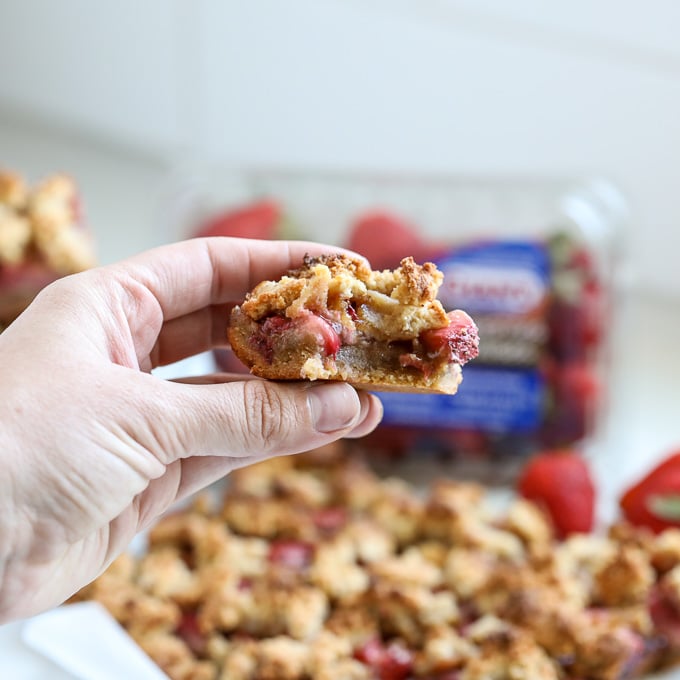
[419,310,479,365]
[175,611,205,655]
[612,627,667,680]
[268,539,314,570]
[312,506,348,532]
[257,311,341,361]
[354,638,414,680]
[649,583,680,647]
[253,306,478,378]
[399,353,434,378]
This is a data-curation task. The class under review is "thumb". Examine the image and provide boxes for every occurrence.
[155,378,379,461]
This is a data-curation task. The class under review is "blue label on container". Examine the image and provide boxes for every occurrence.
[379,365,545,433]
[376,239,551,434]
[436,240,550,315]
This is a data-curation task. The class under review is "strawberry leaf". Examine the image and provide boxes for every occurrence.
[647,494,680,521]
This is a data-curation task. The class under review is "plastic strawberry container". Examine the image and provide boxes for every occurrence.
[173,169,628,483]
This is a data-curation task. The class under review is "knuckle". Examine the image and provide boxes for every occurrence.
[242,381,294,448]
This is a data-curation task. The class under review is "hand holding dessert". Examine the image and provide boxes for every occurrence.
[0,237,382,623]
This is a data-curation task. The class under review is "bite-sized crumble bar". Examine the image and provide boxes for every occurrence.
[0,169,96,329]
[72,443,680,680]
[229,254,479,394]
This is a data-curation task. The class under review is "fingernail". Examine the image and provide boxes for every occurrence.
[356,391,373,426]
[307,383,360,433]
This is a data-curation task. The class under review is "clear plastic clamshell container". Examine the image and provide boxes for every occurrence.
[166,168,629,484]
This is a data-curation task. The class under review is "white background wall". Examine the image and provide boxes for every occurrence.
[1,0,680,294]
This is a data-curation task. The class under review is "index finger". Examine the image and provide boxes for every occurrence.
[112,237,356,322]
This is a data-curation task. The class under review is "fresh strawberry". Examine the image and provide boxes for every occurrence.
[620,450,680,533]
[549,300,588,361]
[581,278,605,349]
[549,282,604,361]
[567,245,596,276]
[517,450,595,537]
[346,210,429,270]
[543,362,599,446]
[193,199,281,240]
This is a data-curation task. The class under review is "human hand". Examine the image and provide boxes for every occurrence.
[0,237,382,622]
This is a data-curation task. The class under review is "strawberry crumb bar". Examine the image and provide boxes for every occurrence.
[0,170,95,330]
[72,445,680,680]
[228,254,479,394]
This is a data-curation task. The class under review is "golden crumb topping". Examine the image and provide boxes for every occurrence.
[240,254,449,340]
[0,170,28,209]
[71,447,676,680]
[0,170,95,275]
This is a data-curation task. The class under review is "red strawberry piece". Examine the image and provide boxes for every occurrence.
[581,278,605,349]
[175,611,205,655]
[568,246,595,275]
[268,540,314,569]
[420,310,479,365]
[549,300,588,361]
[258,311,341,361]
[380,642,414,680]
[543,362,599,446]
[649,583,680,646]
[346,211,427,270]
[549,284,604,361]
[354,638,414,680]
[354,637,385,666]
[312,507,348,532]
[517,449,595,537]
[620,450,680,533]
[193,199,281,240]
[299,311,342,356]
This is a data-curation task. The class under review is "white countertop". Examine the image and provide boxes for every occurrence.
[2,289,680,678]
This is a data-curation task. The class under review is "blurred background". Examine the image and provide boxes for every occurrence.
[3,2,680,675]
[1,0,679,283]
[1,0,680,489]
